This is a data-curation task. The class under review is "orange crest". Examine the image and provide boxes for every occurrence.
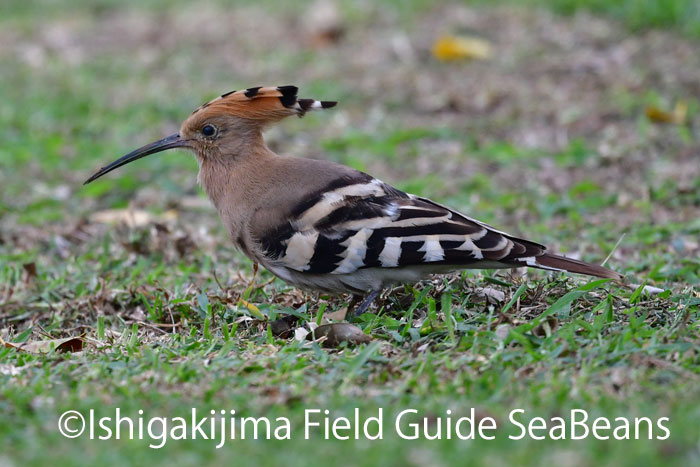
[189,85,337,124]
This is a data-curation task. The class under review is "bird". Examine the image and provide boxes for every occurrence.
[85,85,622,316]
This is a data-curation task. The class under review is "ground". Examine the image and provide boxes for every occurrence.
[1,0,699,465]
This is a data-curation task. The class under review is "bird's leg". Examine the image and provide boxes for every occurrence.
[346,294,361,313]
[244,262,259,295]
[352,289,382,317]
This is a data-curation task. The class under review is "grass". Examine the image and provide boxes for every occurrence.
[535,0,700,38]
[1,0,699,465]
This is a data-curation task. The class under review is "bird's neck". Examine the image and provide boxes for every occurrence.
[197,138,276,239]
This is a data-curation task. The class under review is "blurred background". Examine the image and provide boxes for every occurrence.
[1,0,698,268]
[1,0,700,465]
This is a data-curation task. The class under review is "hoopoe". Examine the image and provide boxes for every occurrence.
[85,85,622,316]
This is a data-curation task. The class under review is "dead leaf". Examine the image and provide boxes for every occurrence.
[90,208,152,227]
[473,287,506,304]
[629,284,666,296]
[0,364,22,376]
[495,323,511,341]
[432,35,492,61]
[324,306,348,321]
[415,342,430,354]
[532,316,558,338]
[309,323,371,347]
[294,327,309,342]
[4,336,84,354]
[238,299,265,320]
[645,100,687,125]
[269,315,299,338]
[305,0,345,47]
[124,306,146,322]
[22,262,37,284]
[174,233,197,257]
[90,208,177,228]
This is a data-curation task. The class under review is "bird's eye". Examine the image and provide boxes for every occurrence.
[201,124,217,137]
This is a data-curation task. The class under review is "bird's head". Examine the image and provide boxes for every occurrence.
[84,85,336,184]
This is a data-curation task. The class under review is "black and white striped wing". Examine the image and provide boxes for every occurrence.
[260,175,547,275]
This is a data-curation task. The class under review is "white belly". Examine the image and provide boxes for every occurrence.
[262,261,510,294]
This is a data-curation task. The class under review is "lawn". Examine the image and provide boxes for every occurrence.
[1,0,699,465]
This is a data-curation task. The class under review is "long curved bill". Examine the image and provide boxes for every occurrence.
[83,133,187,185]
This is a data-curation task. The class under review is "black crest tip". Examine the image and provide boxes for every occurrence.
[277,85,299,97]
[244,86,262,98]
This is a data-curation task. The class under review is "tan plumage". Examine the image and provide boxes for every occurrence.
[85,85,622,316]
